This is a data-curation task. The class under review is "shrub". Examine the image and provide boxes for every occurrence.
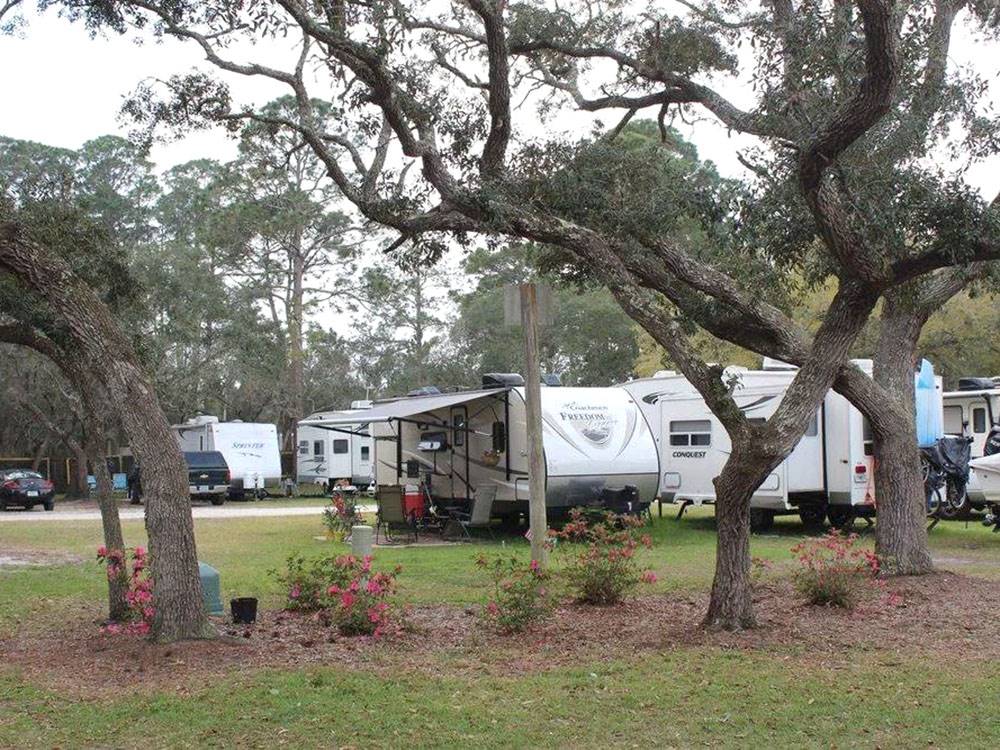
[325,555,400,637]
[97,546,154,635]
[273,553,345,611]
[476,554,553,634]
[791,531,879,609]
[554,508,655,605]
[273,553,401,637]
[322,492,362,538]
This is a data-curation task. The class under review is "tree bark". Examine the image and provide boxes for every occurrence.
[31,439,49,472]
[88,437,130,621]
[871,294,934,575]
[0,222,213,642]
[705,448,763,629]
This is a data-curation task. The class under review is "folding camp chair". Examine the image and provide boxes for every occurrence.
[444,485,496,541]
[375,485,416,544]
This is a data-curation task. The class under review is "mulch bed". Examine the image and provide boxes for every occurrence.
[3,572,999,697]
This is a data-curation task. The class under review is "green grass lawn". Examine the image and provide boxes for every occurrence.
[2,505,999,748]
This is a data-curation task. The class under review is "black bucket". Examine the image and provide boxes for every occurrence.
[231,597,258,624]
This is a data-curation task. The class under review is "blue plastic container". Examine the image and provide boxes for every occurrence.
[915,359,943,448]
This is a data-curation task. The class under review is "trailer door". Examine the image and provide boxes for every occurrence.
[786,409,824,493]
[353,429,373,485]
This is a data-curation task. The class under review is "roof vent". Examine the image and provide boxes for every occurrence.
[482,373,525,388]
[350,399,373,409]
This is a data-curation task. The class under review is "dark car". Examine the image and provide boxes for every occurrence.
[184,451,230,505]
[0,469,55,511]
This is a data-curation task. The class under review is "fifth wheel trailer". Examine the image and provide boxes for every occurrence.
[619,359,942,531]
[299,378,659,518]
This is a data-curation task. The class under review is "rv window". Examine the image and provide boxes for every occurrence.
[669,420,711,447]
[452,411,466,447]
[492,422,506,452]
[313,440,324,456]
[333,439,349,454]
[298,441,309,455]
[361,446,370,460]
[973,407,987,434]
[805,413,818,437]
[862,418,874,457]
[943,405,964,434]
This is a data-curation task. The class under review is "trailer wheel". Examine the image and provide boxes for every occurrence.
[798,505,827,531]
[827,505,856,531]
[749,508,775,533]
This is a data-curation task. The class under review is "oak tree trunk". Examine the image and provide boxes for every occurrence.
[88,439,130,621]
[0,223,213,642]
[705,449,761,629]
[703,281,879,629]
[872,297,934,575]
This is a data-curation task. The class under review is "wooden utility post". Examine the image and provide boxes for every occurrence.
[519,282,549,567]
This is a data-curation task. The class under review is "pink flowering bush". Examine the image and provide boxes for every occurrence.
[555,508,656,605]
[791,531,879,609]
[274,553,401,637]
[97,546,154,635]
[324,555,400,637]
[476,554,553,634]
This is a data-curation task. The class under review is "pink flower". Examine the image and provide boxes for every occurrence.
[529,559,540,572]
[640,570,658,584]
[97,545,108,558]
[341,592,356,610]
[366,579,383,596]
[133,546,146,558]
[486,602,499,615]
[289,584,301,599]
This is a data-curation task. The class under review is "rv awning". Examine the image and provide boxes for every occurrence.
[299,388,507,427]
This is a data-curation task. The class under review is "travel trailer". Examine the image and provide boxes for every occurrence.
[170,416,281,499]
[298,377,659,518]
[942,377,1000,457]
[619,359,942,531]
[296,401,374,489]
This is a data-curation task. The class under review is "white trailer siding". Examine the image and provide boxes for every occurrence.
[620,360,879,514]
[942,389,999,457]
[170,418,281,496]
[296,417,373,486]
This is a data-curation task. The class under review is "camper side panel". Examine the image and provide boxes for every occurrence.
[210,423,282,492]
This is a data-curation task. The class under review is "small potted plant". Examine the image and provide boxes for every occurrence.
[323,492,361,542]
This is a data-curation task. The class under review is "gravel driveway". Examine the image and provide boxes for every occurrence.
[0,503,375,523]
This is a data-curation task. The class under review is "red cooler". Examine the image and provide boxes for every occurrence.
[403,484,424,520]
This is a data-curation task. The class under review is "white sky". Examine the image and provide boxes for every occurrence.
[1,5,997,339]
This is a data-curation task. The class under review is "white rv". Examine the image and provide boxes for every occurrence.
[619,359,917,531]
[170,416,282,499]
[298,379,659,518]
[296,400,374,489]
[942,378,1000,457]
